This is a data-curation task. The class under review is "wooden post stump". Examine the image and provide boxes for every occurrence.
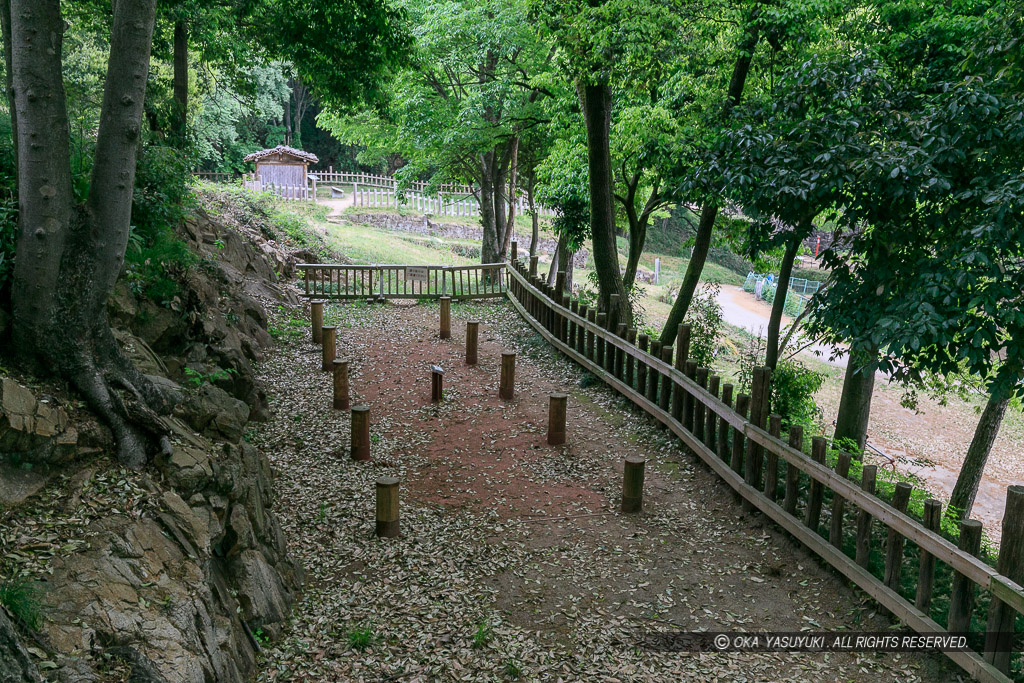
[466,321,479,365]
[375,477,400,538]
[718,384,733,461]
[332,359,350,411]
[351,405,371,461]
[915,498,942,611]
[765,413,782,501]
[984,485,1024,672]
[529,255,539,277]
[321,326,336,371]
[621,455,646,513]
[547,394,567,446]
[883,481,913,590]
[439,296,451,339]
[855,464,877,567]
[828,452,853,547]
[804,436,827,529]
[705,376,720,451]
[311,300,324,344]
[947,519,983,633]
[731,394,750,476]
[783,425,803,514]
[499,352,516,400]
[431,365,444,402]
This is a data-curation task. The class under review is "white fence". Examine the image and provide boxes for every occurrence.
[350,184,555,218]
[242,175,311,201]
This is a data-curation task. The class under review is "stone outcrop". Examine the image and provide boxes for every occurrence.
[0,197,309,682]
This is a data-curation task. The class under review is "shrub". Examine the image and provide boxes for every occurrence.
[0,574,42,630]
[770,358,825,431]
[683,281,723,369]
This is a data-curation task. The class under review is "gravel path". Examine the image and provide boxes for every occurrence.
[252,299,953,682]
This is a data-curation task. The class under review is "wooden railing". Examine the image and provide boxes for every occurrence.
[504,251,1024,683]
[297,263,506,300]
[242,175,311,201]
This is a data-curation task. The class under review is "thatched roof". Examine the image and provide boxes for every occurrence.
[243,145,319,164]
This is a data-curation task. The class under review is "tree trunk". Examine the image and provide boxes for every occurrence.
[499,136,520,259]
[527,171,539,259]
[765,237,799,371]
[658,23,760,346]
[171,19,188,146]
[547,235,561,286]
[619,179,660,291]
[10,0,172,469]
[580,82,630,323]
[479,151,501,264]
[833,346,877,452]
[948,391,1010,520]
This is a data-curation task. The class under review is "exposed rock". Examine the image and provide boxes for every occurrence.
[178,384,250,443]
[0,378,78,465]
[0,608,42,683]
[0,463,49,508]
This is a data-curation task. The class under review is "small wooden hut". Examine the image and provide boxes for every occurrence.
[243,145,319,197]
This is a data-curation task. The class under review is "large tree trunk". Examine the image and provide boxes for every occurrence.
[527,170,539,259]
[479,151,501,263]
[659,24,760,346]
[171,19,188,146]
[948,391,1010,521]
[10,0,171,469]
[833,346,877,452]
[499,136,520,259]
[580,83,630,324]
[765,237,800,371]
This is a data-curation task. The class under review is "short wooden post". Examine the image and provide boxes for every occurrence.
[332,359,350,411]
[431,365,444,402]
[647,341,662,403]
[947,519,983,633]
[683,360,697,431]
[883,481,913,590]
[510,240,518,263]
[311,300,324,344]
[321,326,336,371]
[465,321,479,365]
[828,452,853,548]
[658,346,673,414]
[765,414,782,501]
[547,394,567,446]
[718,384,733,461]
[914,498,943,611]
[746,367,770,500]
[705,376,720,451]
[804,436,828,530]
[529,255,539,277]
[984,485,1024,672]
[615,323,627,379]
[621,455,646,513]
[439,296,451,339]
[375,477,400,538]
[731,394,750,476]
[351,405,371,461]
[625,329,637,387]
[595,313,607,368]
[694,367,709,442]
[855,465,877,568]
[783,425,803,514]
[673,325,690,423]
[569,301,579,348]
[499,351,515,400]
[637,334,649,390]
[586,308,596,359]
[555,270,566,296]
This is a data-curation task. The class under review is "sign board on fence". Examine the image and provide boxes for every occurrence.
[406,266,428,282]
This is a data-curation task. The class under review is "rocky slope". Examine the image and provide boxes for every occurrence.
[0,189,321,682]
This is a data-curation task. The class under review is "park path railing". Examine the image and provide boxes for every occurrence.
[297,263,506,300]
[504,245,1023,683]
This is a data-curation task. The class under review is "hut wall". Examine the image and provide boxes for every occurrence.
[256,162,306,188]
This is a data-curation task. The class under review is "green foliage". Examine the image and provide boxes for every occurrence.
[183,367,239,388]
[347,626,374,651]
[503,657,523,679]
[0,574,42,630]
[770,358,825,432]
[471,620,493,649]
[683,281,723,369]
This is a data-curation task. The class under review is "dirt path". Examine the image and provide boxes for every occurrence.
[319,192,354,219]
[252,299,953,681]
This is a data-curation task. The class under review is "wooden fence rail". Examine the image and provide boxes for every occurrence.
[503,254,1023,683]
[297,263,506,300]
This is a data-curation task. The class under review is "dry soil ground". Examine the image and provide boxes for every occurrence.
[252,298,957,682]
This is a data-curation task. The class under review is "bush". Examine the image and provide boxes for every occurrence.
[0,574,42,630]
[684,281,723,369]
[770,358,825,431]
